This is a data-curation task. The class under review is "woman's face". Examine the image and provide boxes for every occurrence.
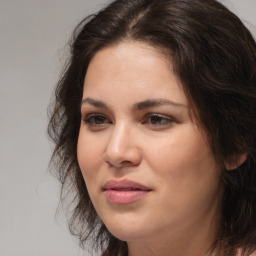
[77,41,222,244]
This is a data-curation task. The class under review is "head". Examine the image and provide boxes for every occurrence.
[48,0,256,255]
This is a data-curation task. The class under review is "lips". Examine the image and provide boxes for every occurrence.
[103,179,152,204]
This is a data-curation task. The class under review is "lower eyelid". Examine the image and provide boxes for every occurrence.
[83,113,114,127]
[82,113,175,126]
[148,114,174,121]
[140,115,175,127]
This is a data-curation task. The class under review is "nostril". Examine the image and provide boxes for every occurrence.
[120,160,134,166]
[104,143,142,168]
[105,159,133,168]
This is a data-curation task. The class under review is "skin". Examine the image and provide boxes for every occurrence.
[77,41,223,256]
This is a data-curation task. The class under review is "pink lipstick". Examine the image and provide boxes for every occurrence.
[103,179,152,204]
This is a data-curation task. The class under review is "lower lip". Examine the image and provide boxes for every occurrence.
[105,190,150,204]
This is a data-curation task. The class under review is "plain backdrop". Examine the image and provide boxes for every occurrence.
[0,1,255,256]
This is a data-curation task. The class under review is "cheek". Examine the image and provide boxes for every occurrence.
[145,128,222,222]
[77,130,103,180]
[146,125,219,183]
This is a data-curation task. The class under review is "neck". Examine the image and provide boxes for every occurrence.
[127,211,220,256]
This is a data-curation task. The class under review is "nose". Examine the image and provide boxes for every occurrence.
[104,123,142,168]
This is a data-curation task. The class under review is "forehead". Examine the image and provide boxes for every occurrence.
[83,41,188,107]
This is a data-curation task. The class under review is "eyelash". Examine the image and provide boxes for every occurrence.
[83,113,111,127]
[143,114,175,127]
[82,113,175,129]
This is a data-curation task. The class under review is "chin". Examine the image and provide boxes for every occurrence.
[109,227,145,242]
[103,217,147,241]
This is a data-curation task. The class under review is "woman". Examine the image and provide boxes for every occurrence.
[48,0,256,255]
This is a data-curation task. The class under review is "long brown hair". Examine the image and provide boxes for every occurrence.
[48,0,256,255]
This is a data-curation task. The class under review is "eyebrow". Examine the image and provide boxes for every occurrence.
[81,97,187,110]
[134,99,188,110]
[81,98,108,108]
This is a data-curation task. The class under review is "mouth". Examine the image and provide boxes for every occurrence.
[103,179,152,204]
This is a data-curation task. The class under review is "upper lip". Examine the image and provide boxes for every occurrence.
[103,179,152,191]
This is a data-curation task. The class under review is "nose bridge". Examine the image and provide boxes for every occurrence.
[107,121,130,156]
[104,121,141,167]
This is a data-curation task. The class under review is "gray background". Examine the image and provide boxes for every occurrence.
[0,1,255,256]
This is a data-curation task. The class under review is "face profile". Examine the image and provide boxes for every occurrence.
[77,42,223,252]
[48,0,256,255]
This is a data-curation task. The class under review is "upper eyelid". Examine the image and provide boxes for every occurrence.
[146,113,173,117]
[81,110,176,123]
[83,113,111,127]
[81,101,185,115]
[82,111,109,118]
[144,113,175,120]
[83,112,110,121]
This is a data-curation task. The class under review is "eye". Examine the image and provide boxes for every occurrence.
[142,114,175,127]
[83,113,111,127]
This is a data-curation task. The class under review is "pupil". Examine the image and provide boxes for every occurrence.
[151,116,161,124]
[95,116,105,124]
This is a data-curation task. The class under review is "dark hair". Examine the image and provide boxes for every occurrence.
[48,0,256,255]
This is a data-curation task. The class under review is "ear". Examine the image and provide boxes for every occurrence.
[225,153,248,171]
